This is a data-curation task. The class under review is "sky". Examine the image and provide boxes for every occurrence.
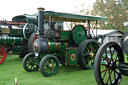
[0,0,96,20]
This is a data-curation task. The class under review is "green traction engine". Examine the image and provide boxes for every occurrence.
[23,8,107,77]
[0,15,38,64]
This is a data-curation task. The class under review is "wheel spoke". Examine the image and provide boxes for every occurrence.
[51,59,53,64]
[46,61,49,64]
[34,63,38,65]
[102,70,107,80]
[49,69,52,73]
[27,64,30,68]
[52,67,55,72]
[30,65,33,69]
[90,58,92,64]
[106,69,112,84]
[115,57,121,63]
[115,57,121,62]
[102,56,110,64]
[0,54,3,56]
[26,62,29,64]
[109,70,112,84]
[114,69,116,79]
[101,67,110,73]
[109,47,114,62]
[46,67,48,72]
[44,62,47,66]
[101,63,106,66]
[105,50,108,58]
[85,58,89,64]
[0,50,3,53]
[115,59,120,62]
[114,55,118,62]
[114,70,119,74]
[86,46,90,52]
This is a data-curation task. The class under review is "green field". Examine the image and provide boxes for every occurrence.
[0,55,128,85]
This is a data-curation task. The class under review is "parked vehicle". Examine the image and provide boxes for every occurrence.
[23,8,107,77]
[94,32,128,84]
[0,14,38,64]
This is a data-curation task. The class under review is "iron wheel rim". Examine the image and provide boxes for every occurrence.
[94,42,124,85]
[23,53,39,72]
[40,55,59,77]
[82,42,99,69]
[0,46,6,64]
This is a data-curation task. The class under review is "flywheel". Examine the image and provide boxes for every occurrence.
[72,25,87,44]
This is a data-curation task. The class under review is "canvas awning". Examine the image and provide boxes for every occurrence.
[44,11,107,22]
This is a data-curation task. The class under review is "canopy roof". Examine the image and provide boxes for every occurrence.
[12,15,38,25]
[44,11,107,22]
[12,11,107,24]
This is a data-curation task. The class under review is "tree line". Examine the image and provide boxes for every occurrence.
[92,0,128,32]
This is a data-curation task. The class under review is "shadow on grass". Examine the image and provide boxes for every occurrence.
[21,64,90,78]
[1,55,23,65]
[59,65,82,72]
[2,55,93,78]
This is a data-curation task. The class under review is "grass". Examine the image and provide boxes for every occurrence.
[0,55,128,85]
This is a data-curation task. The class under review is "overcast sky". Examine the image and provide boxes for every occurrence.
[0,0,96,20]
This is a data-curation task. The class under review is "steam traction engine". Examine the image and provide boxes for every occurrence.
[0,15,38,64]
[23,8,107,77]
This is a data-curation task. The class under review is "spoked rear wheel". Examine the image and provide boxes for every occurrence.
[78,40,99,69]
[0,46,7,64]
[94,42,124,85]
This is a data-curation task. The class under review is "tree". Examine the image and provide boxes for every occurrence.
[92,0,128,31]
[121,0,128,10]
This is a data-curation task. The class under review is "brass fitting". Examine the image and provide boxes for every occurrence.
[37,7,45,11]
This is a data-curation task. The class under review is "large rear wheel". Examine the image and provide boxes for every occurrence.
[77,40,99,69]
[94,42,124,85]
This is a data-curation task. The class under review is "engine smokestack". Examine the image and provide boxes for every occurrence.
[37,7,45,37]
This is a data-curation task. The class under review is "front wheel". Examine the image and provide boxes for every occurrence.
[23,53,39,72]
[94,42,124,85]
[40,55,59,77]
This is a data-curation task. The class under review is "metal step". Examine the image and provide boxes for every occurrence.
[118,63,128,76]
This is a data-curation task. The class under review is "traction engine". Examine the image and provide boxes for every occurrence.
[94,32,128,84]
[23,8,100,77]
[0,15,38,64]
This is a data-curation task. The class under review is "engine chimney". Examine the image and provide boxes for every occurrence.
[37,7,45,37]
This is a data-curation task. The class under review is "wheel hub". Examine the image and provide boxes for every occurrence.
[29,60,35,65]
[90,53,94,58]
[106,62,116,70]
[49,63,54,69]
[111,62,116,70]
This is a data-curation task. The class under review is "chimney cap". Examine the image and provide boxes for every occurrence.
[37,7,45,11]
